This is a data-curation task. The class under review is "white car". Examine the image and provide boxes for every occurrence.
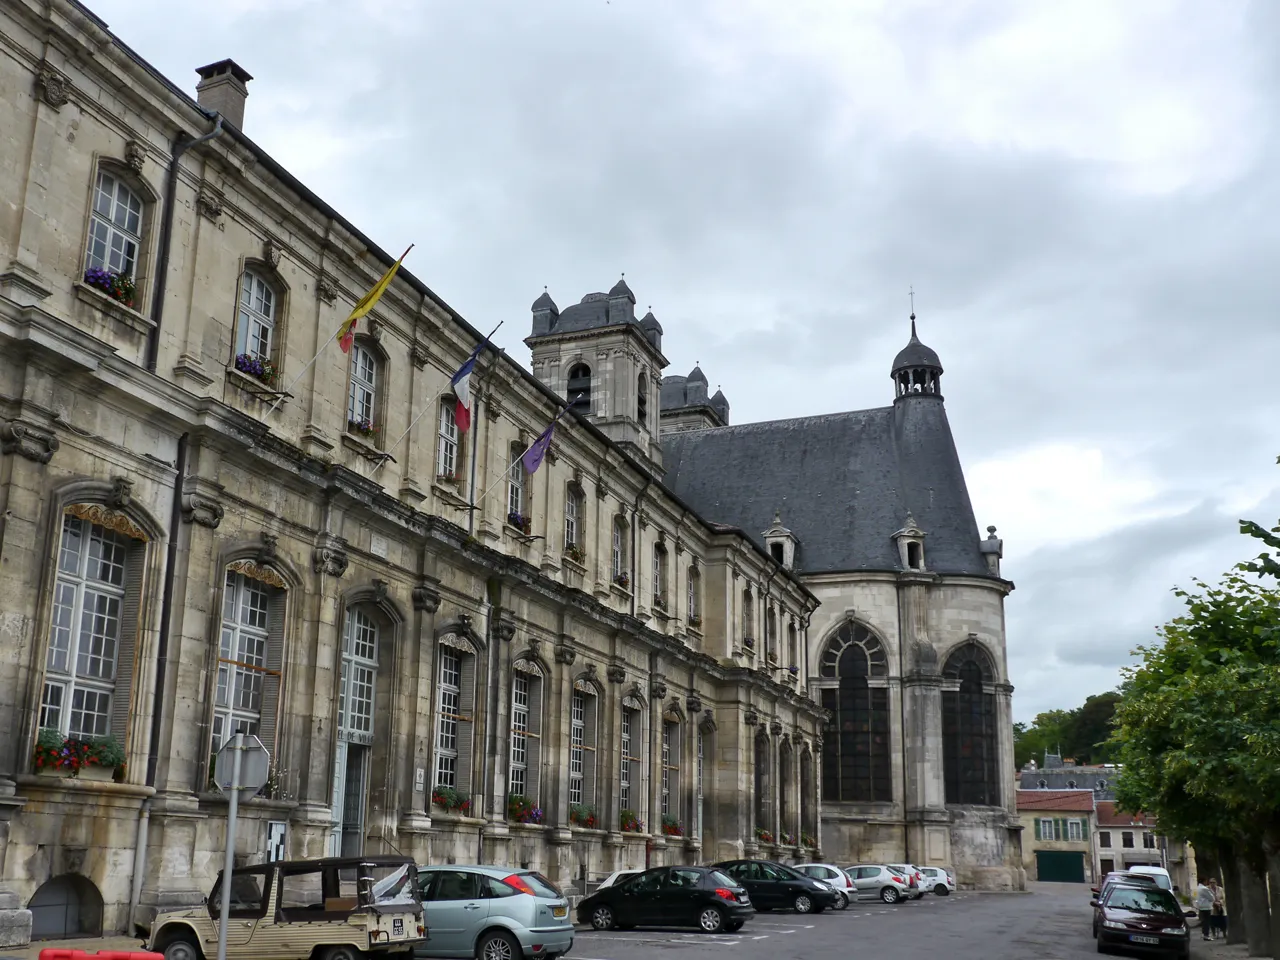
[918,866,956,895]
[886,863,927,900]
[1124,865,1173,891]
[793,863,854,909]
[844,864,913,904]
[595,869,643,891]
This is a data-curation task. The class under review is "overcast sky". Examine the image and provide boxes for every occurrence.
[93,0,1280,721]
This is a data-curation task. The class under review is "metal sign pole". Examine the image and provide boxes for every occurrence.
[216,731,245,960]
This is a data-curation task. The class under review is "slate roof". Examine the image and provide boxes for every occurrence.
[660,397,992,577]
[892,320,943,372]
[1016,790,1096,813]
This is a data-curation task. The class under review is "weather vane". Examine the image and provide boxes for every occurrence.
[909,285,915,318]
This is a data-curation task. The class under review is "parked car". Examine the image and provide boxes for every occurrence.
[1092,871,1159,899]
[1091,882,1190,958]
[843,864,912,904]
[596,869,643,891]
[416,864,572,960]
[1125,865,1174,891]
[793,864,853,909]
[885,864,926,900]
[918,866,956,896]
[713,859,839,914]
[576,865,754,934]
[147,856,426,960]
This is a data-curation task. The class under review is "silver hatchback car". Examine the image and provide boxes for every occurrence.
[417,865,573,960]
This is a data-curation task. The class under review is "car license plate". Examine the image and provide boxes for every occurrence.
[553,906,567,918]
[1131,935,1160,945]
[393,918,404,936]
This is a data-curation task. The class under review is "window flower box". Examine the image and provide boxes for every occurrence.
[436,469,463,484]
[743,636,755,650]
[33,729,125,780]
[660,815,684,838]
[564,543,585,564]
[507,511,532,535]
[431,786,472,814]
[788,665,799,675]
[754,826,775,844]
[781,831,796,846]
[613,572,631,590]
[83,267,137,309]
[569,803,598,829]
[348,417,378,440]
[620,809,644,833]
[688,615,702,629]
[801,832,817,848]
[508,793,543,824]
[653,595,668,612]
[234,352,279,387]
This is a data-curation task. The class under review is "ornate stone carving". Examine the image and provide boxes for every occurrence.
[744,708,760,727]
[182,491,224,529]
[627,682,646,703]
[65,503,148,542]
[263,237,283,269]
[196,183,224,222]
[584,662,598,681]
[494,619,516,643]
[372,578,389,604]
[1,420,59,463]
[316,273,338,305]
[650,679,668,700]
[607,664,626,684]
[124,140,146,173]
[35,61,71,110]
[770,719,783,737]
[258,533,278,566]
[525,636,542,659]
[411,342,431,369]
[413,580,441,613]
[228,559,286,589]
[554,642,577,665]
[108,476,133,510]
[699,709,717,732]
[685,693,703,714]
[312,534,348,577]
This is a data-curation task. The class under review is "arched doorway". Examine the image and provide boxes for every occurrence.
[29,874,104,939]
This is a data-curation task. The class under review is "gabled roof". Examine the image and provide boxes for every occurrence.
[1096,802,1155,827]
[1017,790,1096,813]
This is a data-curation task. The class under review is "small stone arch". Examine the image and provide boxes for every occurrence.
[572,670,604,699]
[339,580,407,629]
[29,873,104,939]
[942,638,998,682]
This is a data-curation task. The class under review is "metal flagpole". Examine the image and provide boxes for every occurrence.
[470,396,577,510]
[267,245,412,417]
[373,321,503,475]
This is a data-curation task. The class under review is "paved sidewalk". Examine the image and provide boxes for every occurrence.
[2,935,150,959]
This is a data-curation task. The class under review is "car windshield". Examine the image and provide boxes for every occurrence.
[520,873,563,899]
[770,863,803,879]
[1106,887,1180,915]
[708,870,736,888]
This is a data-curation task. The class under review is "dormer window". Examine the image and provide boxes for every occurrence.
[893,514,927,572]
[907,542,922,570]
[1038,779,1047,789]
[770,543,784,564]
[762,512,798,570]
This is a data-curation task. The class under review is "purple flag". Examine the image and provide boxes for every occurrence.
[522,422,555,474]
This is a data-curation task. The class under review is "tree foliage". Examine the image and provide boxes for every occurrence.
[1014,692,1122,769]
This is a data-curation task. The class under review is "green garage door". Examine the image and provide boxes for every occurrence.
[1036,851,1086,883]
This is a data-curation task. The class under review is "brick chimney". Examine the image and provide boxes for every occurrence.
[195,59,253,129]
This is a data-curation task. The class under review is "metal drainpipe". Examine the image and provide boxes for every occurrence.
[145,113,223,372]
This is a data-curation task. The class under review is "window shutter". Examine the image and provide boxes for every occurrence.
[1054,819,1063,841]
[256,587,287,755]
[582,693,598,807]
[456,655,477,796]
[1033,820,1041,841]
[109,540,146,748]
[526,675,543,802]
[235,312,249,355]
[1081,818,1089,840]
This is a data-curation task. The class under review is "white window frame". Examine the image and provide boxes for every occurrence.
[215,571,272,751]
[661,722,679,817]
[569,691,586,804]
[85,170,142,278]
[1142,831,1156,849]
[40,516,128,738]
[338,608,378,744]
[347,343,377,427]
[687,567,700,622]
[1038,818,1054,840]
[620,709,634,811]
[652,546,667,608]
[611,520,625,580]
[437,404,459,479]
[435,649,462,789]
[510,673,530,796]
[1068,819,1083,842]
[507,446,525,520]
[564,489,579,549]
[236,270,276,361]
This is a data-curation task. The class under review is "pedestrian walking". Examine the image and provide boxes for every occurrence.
[1210,880,1227,940]
[1194,880,1215,941]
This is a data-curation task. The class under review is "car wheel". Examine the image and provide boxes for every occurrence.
[591,904,617,931]
[725,920,744,932]
[880,886,900,904]
[793,893,814,914]
[477,929,521,960]
[934,884,950,896]
[323,946,364,960]
[699,906,726,933]
[160,935,202,960]
[832,891,849,911]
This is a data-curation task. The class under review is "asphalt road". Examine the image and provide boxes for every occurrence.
[569,882,1212,960]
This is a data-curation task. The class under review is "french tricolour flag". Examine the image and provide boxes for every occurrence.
[450,342,484,433]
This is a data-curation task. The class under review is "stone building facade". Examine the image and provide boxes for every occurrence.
[0,1,825,941]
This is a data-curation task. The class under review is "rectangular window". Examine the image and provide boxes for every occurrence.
[1122,831,1135,848]
[237,271,276,360]
[435,650,462,789]
[214,571,275,750]
[86,171,142,278]
[661,722,679,817]
[1099,831,1112,849]
[1068,819,1083,841]
[347,344,377,426]
[507,448,524,519]
[619,710,633,811]
[564,491,579,549]
[695,730,704,839]
[1143,832,1156,849]
[611,523,625,580]
[437,404,459,479]
[652,548,667,608]
[510,673,529,796]
[1038,818,1054,841]
[569,691,585,804]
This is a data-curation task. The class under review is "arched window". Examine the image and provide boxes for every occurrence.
[661,720,680,820]
[817,622,892,802]
[346,341,382,441]
[611,517,628,585]
[332,606,378,855]
[942,644,999,806]
[567,363,592,416]
[637,372,648,427]
[766,607,777,661]
[507,443,527,527]
[509,663,544,801]
[86,170,143,281]
[787,621,798,667]
[619,696,643,819]
[742,588,754,644]
[652,543,668,611]
[569,684,599,808]
[235,269,278,366]
[753,732,770,828]
[437,402,461,481]
[434,640,477,796]
[770,542,784,564]
[686,565,702,627]
[40,511,147,745]
[215,567,285,763]
[564,483,584,555]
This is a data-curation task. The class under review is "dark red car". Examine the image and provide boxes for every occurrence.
[1091,882,1190,958]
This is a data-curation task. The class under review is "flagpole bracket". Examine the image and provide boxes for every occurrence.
[244,386,293,403]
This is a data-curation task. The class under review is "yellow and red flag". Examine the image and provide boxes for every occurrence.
[337,245,412,353]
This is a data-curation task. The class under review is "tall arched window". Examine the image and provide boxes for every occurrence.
[434,639,477,796]
[619,695,643,821]
[686,565,702,627]
[817,623,892,802]
[637,372,648,427]
[800,749,814,838]
[652,543,668,611]
[86,170,143,280]
[766,607,777,661]
[509,662,544,801]
[346,341,382,440]
[564,482,584,554]
[787,621,798,667]
[567,363,592,416]
[332,606,378,855]
[742,588,754,644]
[942,644,999,806]
[216,568,285,758]
[569,683,599,808]
[753,732,770,828]
[507,443,527,527]
[661,720,680,820]
[235,269,278,365]
[611,517,628,585]
[437,402,461,481]
[779,741,792,834]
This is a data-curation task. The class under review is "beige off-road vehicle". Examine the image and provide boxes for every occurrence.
[147,855,426,960]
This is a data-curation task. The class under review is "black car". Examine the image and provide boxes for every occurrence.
[577,865,754,934]
[712,859,839,914]
[1091,882,1190,957]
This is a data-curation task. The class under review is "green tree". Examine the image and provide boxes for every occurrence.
[1064,691,1121,764]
